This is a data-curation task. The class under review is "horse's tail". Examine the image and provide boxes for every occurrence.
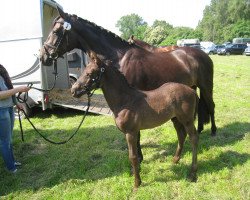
[198,93,210,124]
[193,92,199,121]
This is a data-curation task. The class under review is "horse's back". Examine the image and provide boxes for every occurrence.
[121,48,195,90]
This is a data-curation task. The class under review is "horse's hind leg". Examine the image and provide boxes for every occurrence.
[200,90,217,136]
[184,122,199,182]
[171,118,187,164]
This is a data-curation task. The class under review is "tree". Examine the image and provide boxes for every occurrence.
[144,20,174,46]
[197,0,250,43]
[115,14,147,40]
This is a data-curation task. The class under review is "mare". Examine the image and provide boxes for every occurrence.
[39,7,216,164]
[71,53,199,190]
[128,35,179,52]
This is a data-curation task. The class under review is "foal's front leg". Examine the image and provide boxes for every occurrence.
[125,133,141,190]
[137,131,143,163]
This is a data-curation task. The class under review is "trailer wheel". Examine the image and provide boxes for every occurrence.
[15,103,32,119]
[69,76,77,87]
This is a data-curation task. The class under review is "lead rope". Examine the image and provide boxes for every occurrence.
[17,95,91,145]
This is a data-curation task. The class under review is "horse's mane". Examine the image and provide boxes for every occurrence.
[69,14,134,47]
[108,63,133,88]
[90,51,133,89]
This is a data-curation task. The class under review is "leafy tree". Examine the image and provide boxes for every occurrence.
[115,14,147,40]
[144,26,166,45]
[144,20,174,45]
[160,27,201,46]
[197,0,250,43]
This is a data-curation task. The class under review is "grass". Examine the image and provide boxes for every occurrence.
[0,55,250,199]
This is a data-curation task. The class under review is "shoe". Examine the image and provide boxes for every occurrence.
[10,169,17,173]
[15,161,22,166]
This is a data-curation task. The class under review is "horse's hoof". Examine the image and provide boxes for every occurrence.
[211,132,216,137]
[198,127,203,134]
[173,156,180,164]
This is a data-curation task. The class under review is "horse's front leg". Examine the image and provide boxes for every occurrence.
[137,131,143,163]
[125,132,141,190]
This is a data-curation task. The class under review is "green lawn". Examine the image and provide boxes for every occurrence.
[0,55,249,200]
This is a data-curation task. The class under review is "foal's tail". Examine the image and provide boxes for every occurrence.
[198,93,210,124]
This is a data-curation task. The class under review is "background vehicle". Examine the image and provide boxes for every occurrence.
[233,38,250,44]
[244,46,250,56]
[177,39,200,47]
[67,49,89,86]
[204,46,217,54]
[217,43,247,55]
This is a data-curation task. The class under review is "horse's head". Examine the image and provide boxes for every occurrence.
[71,53,105,98]
[40,7,79,66]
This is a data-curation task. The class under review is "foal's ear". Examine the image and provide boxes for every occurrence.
[57,6,67,19]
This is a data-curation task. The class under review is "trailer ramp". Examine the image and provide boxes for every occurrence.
[49,89,112,116]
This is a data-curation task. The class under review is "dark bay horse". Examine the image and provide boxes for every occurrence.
[71,53,199,190]
[39,7,216,163]
[128,35,179,52]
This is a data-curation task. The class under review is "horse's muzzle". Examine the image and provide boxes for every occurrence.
[39,49,54,66]
[71,87,88,98]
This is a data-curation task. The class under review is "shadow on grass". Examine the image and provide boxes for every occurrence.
[0,119,249,196]
[0,124,129,196]
[30,106,99,119]
[154,150,249,183]
[141,121,249,181]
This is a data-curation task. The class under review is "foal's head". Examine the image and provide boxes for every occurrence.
[71,55,104,98]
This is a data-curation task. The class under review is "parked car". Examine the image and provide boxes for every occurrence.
[215,45,225,54]
[217,43,247,55]
[244,46,250,56]
[203,46,217,54]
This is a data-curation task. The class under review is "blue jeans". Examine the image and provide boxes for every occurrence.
[0,107,16,171]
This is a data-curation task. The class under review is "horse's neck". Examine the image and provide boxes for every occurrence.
[75,19,130,61]
[100,66,136,112]
[134,39,156,52]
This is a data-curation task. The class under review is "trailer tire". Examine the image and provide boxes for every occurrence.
[69,76,77,87]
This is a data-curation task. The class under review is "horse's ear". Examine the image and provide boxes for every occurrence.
[57,6,67,19]
[128,35,135,44]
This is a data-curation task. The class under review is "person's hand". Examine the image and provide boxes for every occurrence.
[16,86,30,93]
[16,103,25,111]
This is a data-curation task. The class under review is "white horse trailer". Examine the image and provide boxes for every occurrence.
[0,0,70,116]
[0,0,111,116]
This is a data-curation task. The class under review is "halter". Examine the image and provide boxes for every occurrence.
[43,21,72,60]
[83,67,105,96]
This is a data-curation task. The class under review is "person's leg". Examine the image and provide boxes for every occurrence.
[0,107,16,172]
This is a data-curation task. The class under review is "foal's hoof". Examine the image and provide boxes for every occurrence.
[173,156,180,164]
[133,187,139,192]
[187,172,197,182]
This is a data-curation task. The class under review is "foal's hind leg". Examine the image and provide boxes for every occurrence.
[171,118,187,164]
[184,122,199,182]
